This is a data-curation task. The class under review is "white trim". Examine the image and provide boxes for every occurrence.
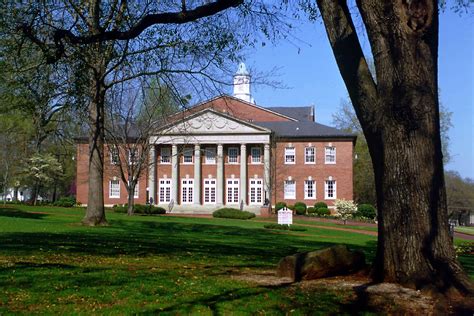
[284,180,296,199]
[226,178,240,204]
[249,178,263,205]
[204,147,216,164]
[182,147,193,164]
[304,180,316,200]
[325,146,336,164]
[250,147,262,164]
[150,134,271,145]
[158,178,172,203]
[181,178,194,204]
[305,147,316,164]
[285,147,296,164]
[160,147,171,164]
[324,179,337,199]
[228,147,239,164]
[203,178,217,204]
[109,179,120,198]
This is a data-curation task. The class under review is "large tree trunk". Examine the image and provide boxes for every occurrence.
[127,187,135,216]
[316,0,473,295]
[82,47,108,226]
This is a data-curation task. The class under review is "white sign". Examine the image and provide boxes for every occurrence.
[278,207,293,225]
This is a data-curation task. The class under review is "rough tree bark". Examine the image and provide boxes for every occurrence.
[316,0,473,295]
[82,40,108,226]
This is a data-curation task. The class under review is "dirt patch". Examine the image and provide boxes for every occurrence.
[232,270,471,315]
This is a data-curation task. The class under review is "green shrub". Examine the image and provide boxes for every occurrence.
[356,204,376,219]
[134,204,146,214]
[263,224,306,231]
[275,202,286,211]
[294,202,307,211]
[212,208,256,220]
[315,207,330,216]
[112,204,166,215]
[455,242,474,255]
[148,206,166,215]
[53,196,76,207]
[112,204,127,213]
[307,207,315,214]
[287,204,294,211]
[314,202,328,209]
[294,205,306,215]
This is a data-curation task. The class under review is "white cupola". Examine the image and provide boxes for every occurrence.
[233,62,252,103]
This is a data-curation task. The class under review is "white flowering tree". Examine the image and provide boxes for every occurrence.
[334,199,358,225]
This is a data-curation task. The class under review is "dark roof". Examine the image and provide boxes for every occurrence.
[254,121,356,139]
[266,106,313,122]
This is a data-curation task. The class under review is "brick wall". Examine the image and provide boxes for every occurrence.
[76,143,149,206]
[272,139,353,207]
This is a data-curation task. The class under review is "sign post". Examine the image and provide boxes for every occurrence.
[278,207,293,225]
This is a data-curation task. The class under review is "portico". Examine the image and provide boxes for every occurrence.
[147,108,271,213]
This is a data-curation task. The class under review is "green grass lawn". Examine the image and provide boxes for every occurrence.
[0,205,472,315]
[456,226,474,236]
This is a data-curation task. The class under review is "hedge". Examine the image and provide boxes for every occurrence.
[112,204,166,215]
[212,208,256,220]
[356,204,376,219]
[275,202,287,211]
[294,202,307,210]
[314,202,328,209]
[263,223,307,231]
[315,207,330,216]
[52,196,76,207]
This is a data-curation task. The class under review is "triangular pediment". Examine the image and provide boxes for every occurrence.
[160,109,270,135]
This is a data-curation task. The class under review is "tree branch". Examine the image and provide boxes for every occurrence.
[19,0,243,63]
[316,0,380,132]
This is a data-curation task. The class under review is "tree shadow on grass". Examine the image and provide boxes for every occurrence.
[0,218,377,266]
[0,208,47,220]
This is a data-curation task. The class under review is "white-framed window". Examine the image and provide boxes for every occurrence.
[305,147,315,164]
[205,147,216,164]
[109,179,120,198]
[249,179,263,205]
[203,178,217,204]
[159,179,171,203]
[128,148,138,165]
[183,147,193,164]
[226,179,239,204]
[325,180,336,199]
[110,147,119,165]
[285,147,295,164]
[325,146,336,164]
[181,179,194,204]
[284,180,296,199]
[304,180,316,199]
[228,147,239,164]
[160,147,171,164]
[251,147,261,164]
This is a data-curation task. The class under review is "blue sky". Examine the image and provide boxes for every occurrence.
[241,10,473,179]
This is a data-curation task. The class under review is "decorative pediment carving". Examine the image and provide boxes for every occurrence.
[164,110,267,134]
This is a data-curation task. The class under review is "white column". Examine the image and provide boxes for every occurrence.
[240,144,247,206]
[264,143,271,203]
[194,144,201,205]
[171,144,179,204]
[147,145,156,204]
[216,144,224,205]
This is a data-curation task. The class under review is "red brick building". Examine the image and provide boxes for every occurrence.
[76,63,356,213]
